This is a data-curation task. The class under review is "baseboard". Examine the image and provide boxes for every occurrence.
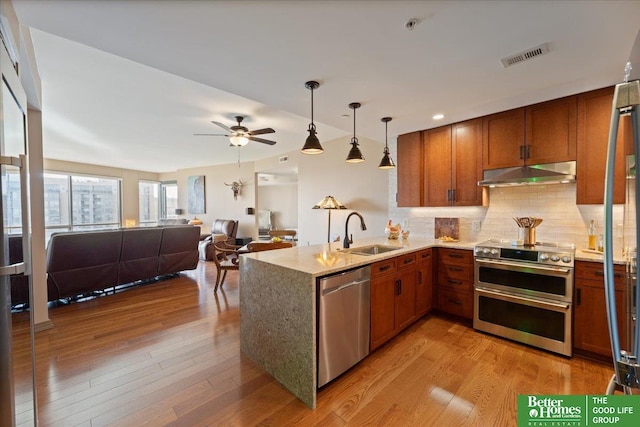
[34,319,54,332]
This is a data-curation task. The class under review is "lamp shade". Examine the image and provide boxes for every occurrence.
[378,148,395,169]
[345,139,365,163]
[301,126,323,154]
[313,196,347,210]
[230,135,249,146]
[313,195,346,243]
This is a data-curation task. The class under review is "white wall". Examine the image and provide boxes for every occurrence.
[159,161,257,238]
[258,183,298,230]
[297,135,389,246]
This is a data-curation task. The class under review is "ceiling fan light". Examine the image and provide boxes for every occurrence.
[301,127,323,154]
[346,139,364,163]
[230,135,249,146]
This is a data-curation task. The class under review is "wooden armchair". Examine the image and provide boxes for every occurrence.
[212,241,241,292]
[246,241,293,252]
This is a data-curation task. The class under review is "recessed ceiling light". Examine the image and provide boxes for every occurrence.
[433,113,444,120]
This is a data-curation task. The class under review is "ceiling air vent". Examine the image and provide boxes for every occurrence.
[500,43,550,68]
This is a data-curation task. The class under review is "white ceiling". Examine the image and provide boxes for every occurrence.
[10,0,640,173]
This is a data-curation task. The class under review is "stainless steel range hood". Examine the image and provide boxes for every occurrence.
[478,161,576,187]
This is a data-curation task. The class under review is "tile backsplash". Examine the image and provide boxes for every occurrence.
[388,170,625,253]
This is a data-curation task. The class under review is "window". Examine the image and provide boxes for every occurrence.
[139,181,160,225]
[44,173,121,242]
[160,181,178,219]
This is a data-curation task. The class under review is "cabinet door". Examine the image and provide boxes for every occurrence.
[395,268,417,331]
[576,87,627,204]
[423,126,452,206]
[415,250,433,317]
[525,96,577,164]
[396,131,423,207]
[482,108,525,169]
[574,280,626,357]
[452,119,485,206]
[370,273,397,351]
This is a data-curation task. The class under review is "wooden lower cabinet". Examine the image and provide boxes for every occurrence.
[573,261,627,357]
[415,249,433,316]
[436,248,474,319]
[370,251,424,351]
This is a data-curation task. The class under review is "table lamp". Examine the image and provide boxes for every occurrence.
[313,196,347,243]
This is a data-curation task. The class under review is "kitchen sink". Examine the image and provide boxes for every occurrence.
[345,244,401,256]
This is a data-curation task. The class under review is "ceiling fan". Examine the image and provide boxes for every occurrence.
[194,115,276,146]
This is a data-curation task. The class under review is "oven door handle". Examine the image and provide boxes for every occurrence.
[476,258,571,274]
[475,286,571,310]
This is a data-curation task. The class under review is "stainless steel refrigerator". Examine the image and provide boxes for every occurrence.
[604,63,640,394]
[1,57,36,424]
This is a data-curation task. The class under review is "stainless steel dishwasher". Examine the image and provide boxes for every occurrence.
[317,265,371,387]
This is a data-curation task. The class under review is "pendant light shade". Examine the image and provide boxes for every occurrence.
[301,81,324,154]
[378,117,396,169]
[345,102,364,163]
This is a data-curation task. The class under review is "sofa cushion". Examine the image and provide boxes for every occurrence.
[46,230,122,298]
[118,228,163,284]
[158,226,200,275]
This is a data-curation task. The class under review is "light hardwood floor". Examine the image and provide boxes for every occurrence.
[13,261,616,426]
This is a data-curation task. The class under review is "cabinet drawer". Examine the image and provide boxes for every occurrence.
[438,263,473,283]
[437,287,472,319]
[575,261,625,284]
[371,258,397,278]
[397,253,417,271]
[416,249,432,266]
[438,248,473,266]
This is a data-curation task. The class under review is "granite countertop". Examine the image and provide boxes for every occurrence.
[241,236,477,277]
[574,248,627,265]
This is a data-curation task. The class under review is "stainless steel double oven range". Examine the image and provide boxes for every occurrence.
[473,239,575,356]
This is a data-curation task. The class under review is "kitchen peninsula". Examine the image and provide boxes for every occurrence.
[239,237,472,408]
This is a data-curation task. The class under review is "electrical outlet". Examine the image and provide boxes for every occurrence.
[472,220,481,232]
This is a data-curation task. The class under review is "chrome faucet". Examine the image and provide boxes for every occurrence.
[343,212,367,248]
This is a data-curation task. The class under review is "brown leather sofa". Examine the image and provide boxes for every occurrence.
[45,226,200,301]
[198,219,239,261]
[8,235,61,306]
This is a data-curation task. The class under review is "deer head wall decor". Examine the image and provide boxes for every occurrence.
[225,180,243,200]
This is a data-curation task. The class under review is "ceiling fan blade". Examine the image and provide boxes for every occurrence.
[247,127,275,136]
[211,121,232,132]
[248,136,277,145]
[193,133,230,137]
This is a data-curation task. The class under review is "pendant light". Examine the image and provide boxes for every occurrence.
[378,117,396,169]
[301,81,323,154]
[345,102,364,163]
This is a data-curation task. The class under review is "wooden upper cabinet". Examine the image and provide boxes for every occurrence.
[482,97,577,169]
[482,108,525,169]
[423,126,452,206]
[525,95,577,164]
[576,87,627,204]
[396,131,423,207]
[452,119,484,206]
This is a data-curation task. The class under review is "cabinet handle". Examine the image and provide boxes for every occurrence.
[448,266,463,272]
[519,145,524,160]
[421,252,431,259]
[451,189,456,204]
[403,257,414,265]
[447,253,463,259]
[448,279,463,285]
[447,298,462,305]
[395,280,401,295]
[379,265,391,272]
[577,288,582,305]
[594,270,624,279]
[526,145,531,160]
[446,189,451,202]
[418,271,423,285]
